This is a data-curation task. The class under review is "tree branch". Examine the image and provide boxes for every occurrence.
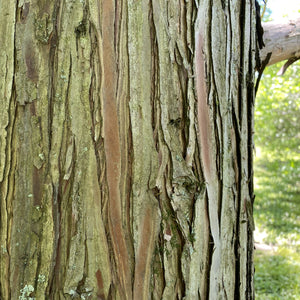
[260,18,300,67]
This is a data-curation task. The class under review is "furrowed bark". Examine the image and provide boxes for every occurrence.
[0,0,259,299]
[195,1,256,298]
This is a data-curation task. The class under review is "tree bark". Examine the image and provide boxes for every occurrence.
[0,0,262,299]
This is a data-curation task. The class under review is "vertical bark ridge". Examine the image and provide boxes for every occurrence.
[195,1,223,297]
[0,1,17,299]
[149,0,203,298]
[127,0,162,298]
[195,0,256,299]
[100,0,133,297]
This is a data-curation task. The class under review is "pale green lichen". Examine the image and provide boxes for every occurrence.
[34,13,53,44]
[19,285,35,300]
[68,289,79,297]
[37,274,46,283]
[1,245,7,254]
[60,74,68,82]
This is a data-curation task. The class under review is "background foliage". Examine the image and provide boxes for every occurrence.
[254,61,300,299]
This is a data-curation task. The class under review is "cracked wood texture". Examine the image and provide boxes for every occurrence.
[0,0,256,299]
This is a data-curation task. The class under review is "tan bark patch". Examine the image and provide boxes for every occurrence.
[195,33,211,181]
[101,0,132,297]
[25,43,38,83]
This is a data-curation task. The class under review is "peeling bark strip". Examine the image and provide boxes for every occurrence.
[0,0,260,299]
[194,3,222,297]
[195,1,256,299]
[100,0,132,297]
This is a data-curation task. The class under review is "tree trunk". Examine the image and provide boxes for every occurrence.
[0,1,257,299]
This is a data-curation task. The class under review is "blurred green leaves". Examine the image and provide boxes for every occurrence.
[255,62,300,160]
[254,61,300,299]
[255,248,300,299]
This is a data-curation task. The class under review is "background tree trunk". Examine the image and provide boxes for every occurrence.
[260,18,300,67]
[0,0,257,299]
